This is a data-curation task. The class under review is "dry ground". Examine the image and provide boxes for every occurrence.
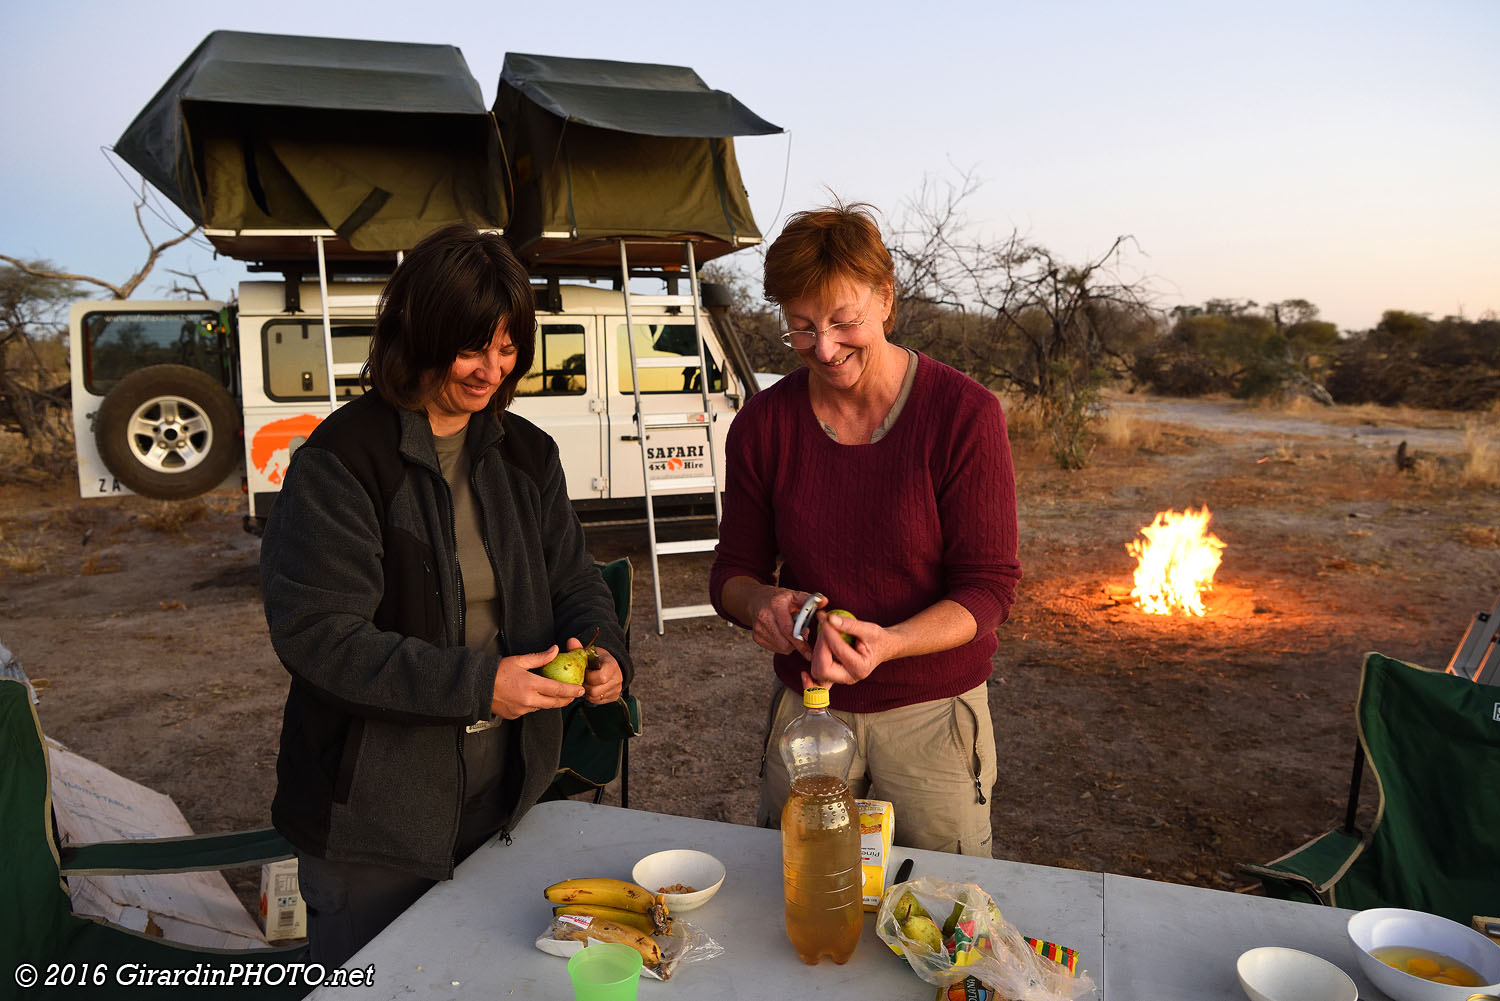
[2,394,1496,920]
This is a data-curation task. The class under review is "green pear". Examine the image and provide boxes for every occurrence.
[823,609,857,645]
[893,889,930,924]
[899,914,945,956]
[536,629,598,686]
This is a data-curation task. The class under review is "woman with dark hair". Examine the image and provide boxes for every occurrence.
[709,202,1020,857]
[260,223,628,965]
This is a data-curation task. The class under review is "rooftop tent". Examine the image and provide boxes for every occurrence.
[114,30,508,263]
[494,53,781,270]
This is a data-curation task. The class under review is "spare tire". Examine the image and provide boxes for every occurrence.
[95,364,241,500]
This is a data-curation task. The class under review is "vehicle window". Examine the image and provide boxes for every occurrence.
[82,311,221,395]
[616,323,724,394]
[516,324,586,396]
[262,321,373,401]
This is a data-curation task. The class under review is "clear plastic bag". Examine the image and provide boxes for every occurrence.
[875,877,1095,1001]
[533,913,722,981]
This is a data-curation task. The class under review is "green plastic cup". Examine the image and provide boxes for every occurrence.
[566,942,644,1001]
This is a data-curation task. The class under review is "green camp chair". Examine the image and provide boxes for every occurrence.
[1241,652,1500,924]
[0,675,308,1000]
[544,558,642,807]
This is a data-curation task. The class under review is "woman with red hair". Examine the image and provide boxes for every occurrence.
[709,202,1020,855]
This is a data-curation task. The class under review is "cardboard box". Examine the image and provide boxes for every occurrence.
[855,799,895,911]
[934,976,998,1001]
[259,859,307,941]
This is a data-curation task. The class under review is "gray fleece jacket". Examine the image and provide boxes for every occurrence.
[260,392,629,879]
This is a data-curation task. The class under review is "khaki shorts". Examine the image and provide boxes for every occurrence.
[756,682,996,857]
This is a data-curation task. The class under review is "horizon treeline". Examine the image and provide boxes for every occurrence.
[721,276,1500,414]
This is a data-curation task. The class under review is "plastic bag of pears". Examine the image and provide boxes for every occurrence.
[875,877,1095,1001]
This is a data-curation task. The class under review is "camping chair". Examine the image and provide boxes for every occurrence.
[1241,652,1500,925]
[544,558,642,807]
[0,676,308,999]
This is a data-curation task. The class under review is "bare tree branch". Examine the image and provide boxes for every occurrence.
[0,254,131,299]
[1,183,201,475]
[165,268,211,301]
[1,183,198,301]
[886,172,1161,467]
[116,190,198,299]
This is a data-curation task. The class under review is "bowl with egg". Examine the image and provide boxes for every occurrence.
[1347,907,1500,1000]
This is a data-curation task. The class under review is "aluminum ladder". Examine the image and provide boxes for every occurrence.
[313,235,394,409]
[617,239,723,633]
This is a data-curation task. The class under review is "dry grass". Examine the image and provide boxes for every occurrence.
[1460,524,1500,549]
[1249,395,1471,432]
[1098,411,1164,453]
[0,433,31,473]
[202,490,246,516]
[1460,424,1499,487]
[1252,394,1326,418]
[1415,459,1448,489]
[80,553,123,576]
[137,500,210,535]
[1264,443,1299,464]
[997,393,1043,443]
[1351,401,1475,431]
[1,543,46,574]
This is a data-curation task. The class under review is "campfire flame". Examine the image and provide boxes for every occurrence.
[1127,506,1226,616]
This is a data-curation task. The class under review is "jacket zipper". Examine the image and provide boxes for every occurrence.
[472,456,507,656]
[446,482,465,647]
[443,476,466,869]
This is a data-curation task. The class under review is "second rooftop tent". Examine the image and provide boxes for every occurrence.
[494,52,782,270]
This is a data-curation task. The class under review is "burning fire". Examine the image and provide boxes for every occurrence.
[1127,506,1226,616]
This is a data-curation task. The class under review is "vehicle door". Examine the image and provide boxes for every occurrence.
[241,309,375,518]
[68,300,233,499]
[603,313,732,500]
[510,317,606,501]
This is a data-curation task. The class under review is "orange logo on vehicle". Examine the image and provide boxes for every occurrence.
[251,415,322,485]
[667,457,683,471]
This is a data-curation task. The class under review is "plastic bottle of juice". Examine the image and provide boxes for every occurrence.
[779,686,862,965]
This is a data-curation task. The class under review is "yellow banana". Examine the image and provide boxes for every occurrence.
[553,903,671,936]
[552,915,662,967]
[543,877,663,914]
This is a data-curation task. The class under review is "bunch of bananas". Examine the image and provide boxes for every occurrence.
[543,877,672,967]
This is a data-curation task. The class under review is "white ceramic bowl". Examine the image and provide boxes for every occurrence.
[1347,907,1500,1001]
[632,849,725,913]
[1236,946,1358,1001]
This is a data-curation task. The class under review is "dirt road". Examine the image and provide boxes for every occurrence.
[1107,396,1475,453]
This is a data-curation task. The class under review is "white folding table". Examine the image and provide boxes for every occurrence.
[306,799,1390,1000]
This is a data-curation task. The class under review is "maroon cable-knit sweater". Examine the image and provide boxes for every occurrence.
[709,351,1021,713]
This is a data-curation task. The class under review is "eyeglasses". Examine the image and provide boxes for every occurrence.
[780,292,874,350]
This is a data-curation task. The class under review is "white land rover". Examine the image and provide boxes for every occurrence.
[70,277,749,529]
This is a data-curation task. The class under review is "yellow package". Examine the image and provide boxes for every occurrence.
[855,799,895,911]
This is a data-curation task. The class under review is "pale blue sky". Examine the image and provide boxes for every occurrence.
[3,0,1496,331]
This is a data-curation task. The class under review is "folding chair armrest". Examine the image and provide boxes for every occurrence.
[1240,827,1365,904]
[59,827,294,876]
